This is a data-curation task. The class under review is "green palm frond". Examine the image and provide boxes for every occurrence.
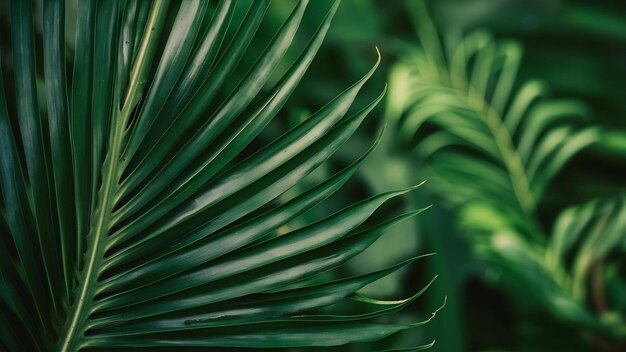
[548,195,626,306]
[484,195,626,337]
[388,27,599,239]
[0,0,437,350]
[386,1,625,345]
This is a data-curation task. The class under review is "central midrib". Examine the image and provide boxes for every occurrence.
[57,117,125,351]
[465,85,537,218]
[57,2,170,350]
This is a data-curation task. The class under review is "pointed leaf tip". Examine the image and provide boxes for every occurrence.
[363,46,382,81]
[404,180,427,192]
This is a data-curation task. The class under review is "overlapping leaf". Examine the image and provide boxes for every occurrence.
[389,29,599,238]
[386,5,624,342]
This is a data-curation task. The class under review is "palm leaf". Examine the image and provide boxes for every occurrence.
[389,25,598,240]
[0,0,437,350]
[484,195,626,337]
[386,1,625,343]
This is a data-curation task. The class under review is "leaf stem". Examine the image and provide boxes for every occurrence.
[466,87,537,224]
[57,2,169,350]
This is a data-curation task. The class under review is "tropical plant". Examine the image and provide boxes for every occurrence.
[0,0,439,350]
[385,2,626,349]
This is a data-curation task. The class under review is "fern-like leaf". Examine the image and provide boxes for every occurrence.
[387,3,625,344]
[389,28,599,240]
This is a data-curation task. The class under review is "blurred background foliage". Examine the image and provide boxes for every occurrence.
[238,1,626,350]
[263,0,626,351]
[1,0,626,351]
